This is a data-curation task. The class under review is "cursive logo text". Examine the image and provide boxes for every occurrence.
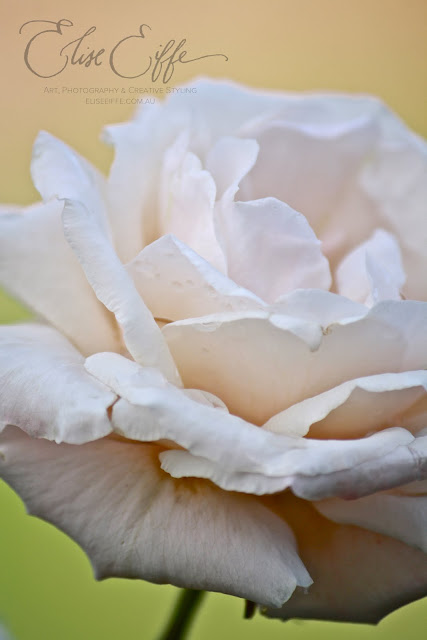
[19,19,228,83]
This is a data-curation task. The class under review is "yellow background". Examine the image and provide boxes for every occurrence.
[0,0,426,638]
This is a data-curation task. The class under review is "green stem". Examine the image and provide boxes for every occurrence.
[157,589,206,640]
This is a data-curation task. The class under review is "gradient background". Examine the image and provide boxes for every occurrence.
[0,0,426,638]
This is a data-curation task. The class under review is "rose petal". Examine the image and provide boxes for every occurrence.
[272,289,367,326]
[103,105,167,261]
[85,352,427,501]
[85,351,285,473]
[215,197,331,303]
[0,199,120,355]
[31,130,111,238]
[101,79,296,263]
[0,324,115,443]
[159,429,427,499]
[336,229,406,305]
[0,426,311,607]
[265,370,427,438]
[239,97,379,216]
[360,121,427,300]
[263,494,427,624]
[316,493,427,553]
[132,78,287,153]
[205,136,259,200]
[394,478,427,496]
[127,234,264,322]
[238,97,382,263]
[290,432,427,501]
[163,301,427,425]
[62,199,181,385]
[158,133,225,271]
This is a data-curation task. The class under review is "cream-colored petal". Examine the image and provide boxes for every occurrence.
[133,78,287,156]
[103,106,166,261]
[265,370,427,438]
[290,432,427,500]
[238,98,381,252]
[159,449,294,496]
[360,125,427,301]
[205,136,259,200]
[394,478,427,496]
[85,351,284,472]
[0,199,120,355]
[316,493,427,553]
[160,430,427,499]
[31,130,111,238]
[158,134,225,271]
[85,353,427,500]
[272,289,366,326]
[263,494,427,624]
[163,301,427,425]
[336,229,405,306]
[216,197,331,303]
[0,426,311,607]
[103,83,269,263]
[104,97,201,262]
[0,324,115,443]
[127,234,264,322]
[62,199,180,385]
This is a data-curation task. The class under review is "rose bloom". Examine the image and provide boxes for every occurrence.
[1,79,427,625]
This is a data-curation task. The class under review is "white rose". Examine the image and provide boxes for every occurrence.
[1,79,427,625]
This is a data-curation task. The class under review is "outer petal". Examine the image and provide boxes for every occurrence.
[360,121,427,300]
[163,301,427,425]
[0,324,115,443]
[238,96,382,265]
[31,130,111,238]
[0,426,311,607]
[216,197,331,302]
[265,370,427,438]
[336,229,405,305]
[127,234,264,322]
[263,494,427,624]
[85,352,427,499]
[62,199,181,385]
[316,493,427,553]
[239,97,379,219]
[133,78,288,155]
[159,431,427,499]
[0,199,120,356]
[289,432,427,501]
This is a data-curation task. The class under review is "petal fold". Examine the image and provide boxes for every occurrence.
[263,494,427,624]
[85,352,427,499]
[316,493,427,553]
[0,199,120,355]
[159,133,226,271]
[336,229,405,305]
[0,324,115,443]
[216,197,331,302]
[265,370,427,439]
[127,234,264,322]
[62,199,181,385]
[0,426,311,607]
[163,301,427,425]
[31,130,111,238]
